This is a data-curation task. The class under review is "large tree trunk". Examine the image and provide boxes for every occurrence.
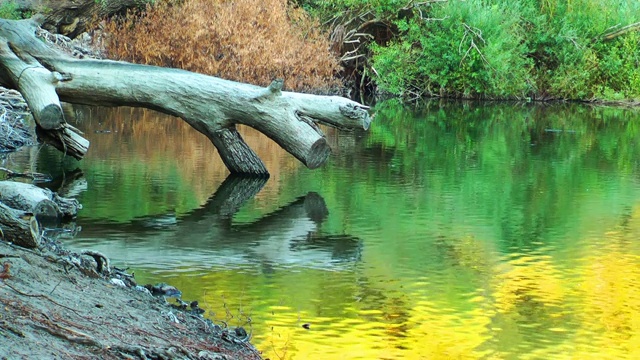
[10,0,148,38]
[0,16,371,176]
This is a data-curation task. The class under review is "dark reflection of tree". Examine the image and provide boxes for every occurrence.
[72,175,362,269]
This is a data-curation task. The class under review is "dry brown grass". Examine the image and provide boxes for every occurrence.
[101,0,341,92]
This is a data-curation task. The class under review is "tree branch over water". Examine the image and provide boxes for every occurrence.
[0,16,371,176]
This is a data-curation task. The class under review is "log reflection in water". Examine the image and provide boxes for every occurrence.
[73,175,362,270]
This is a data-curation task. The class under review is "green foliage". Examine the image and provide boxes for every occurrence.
[295,0,404,18]
[302,0,640,100]
[524,0,640,100]
[372,0,534,99]
[0,1,29,19]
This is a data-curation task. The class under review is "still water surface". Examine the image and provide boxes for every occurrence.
[6,101,640,359]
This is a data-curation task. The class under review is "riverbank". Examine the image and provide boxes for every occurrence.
[0,35,262,359]
[0,231,262,359]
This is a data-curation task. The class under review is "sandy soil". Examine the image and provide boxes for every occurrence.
[0,237,262,359]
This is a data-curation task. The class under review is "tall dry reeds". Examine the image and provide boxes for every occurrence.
[101,0,341,92]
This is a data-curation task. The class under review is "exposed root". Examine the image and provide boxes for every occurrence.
[0,281,83,315]
[81,249,111,274]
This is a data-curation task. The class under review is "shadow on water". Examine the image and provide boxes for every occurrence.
[67,175,362,270]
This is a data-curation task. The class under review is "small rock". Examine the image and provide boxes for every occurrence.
[145,283,182,297]
[190,301,205,315]
[110,278,126,287]
[135,285,152,295]
[198,350,228,360]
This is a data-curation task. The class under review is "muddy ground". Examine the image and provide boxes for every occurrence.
[0,236,262,359]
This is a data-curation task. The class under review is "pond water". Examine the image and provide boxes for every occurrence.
[4,101,640,359]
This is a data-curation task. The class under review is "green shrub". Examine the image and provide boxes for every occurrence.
[300,0,640,100]
[0,1,27,19]
[372,0,534,99]
[528,0,640,100]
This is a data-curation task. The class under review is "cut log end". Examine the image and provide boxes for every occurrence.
[37,124,90,160]
[39,104,65,130]
[0,203,41,249]
[306,138,331,169]
[339,104,371,130]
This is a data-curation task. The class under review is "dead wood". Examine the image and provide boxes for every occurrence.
[0,203,40,248]
[600,21,640,41]
[0,180,81,219]
[0,16,371,176]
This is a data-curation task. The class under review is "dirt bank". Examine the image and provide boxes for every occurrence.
[0,22,264,359]
[0,84,263,359]
[0,236,262,359]
[0,81,262,359]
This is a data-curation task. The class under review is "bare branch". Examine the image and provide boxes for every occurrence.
[599,21,640,41]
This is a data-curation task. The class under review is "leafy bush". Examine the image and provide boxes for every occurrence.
[102,0,340,92]
[0,1,29,19]
[371,0,534,99]
[300,0,640,100]
[527,0,640,100]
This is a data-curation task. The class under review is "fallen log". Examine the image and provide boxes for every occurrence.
[0,16,371,176]
[0,202,41,248]
[0,180,81,219]
[0,180,80,248]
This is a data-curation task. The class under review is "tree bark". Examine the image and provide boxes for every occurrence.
[0,181,82,220]
[0,16,372,176]
[0,202,41,248]
[0,180,80,248]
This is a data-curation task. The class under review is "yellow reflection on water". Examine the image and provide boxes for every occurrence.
[248,227,640,360]
[149,228,640,360]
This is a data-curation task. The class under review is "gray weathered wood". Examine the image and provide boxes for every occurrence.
[0,21,64,130]
[0,202,41,248]
[35,123,90,160]
[0,16,372,176]
[0,181,82,219]
[211,127,268,176]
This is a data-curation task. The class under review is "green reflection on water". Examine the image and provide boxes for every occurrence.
[26,101,640,359]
